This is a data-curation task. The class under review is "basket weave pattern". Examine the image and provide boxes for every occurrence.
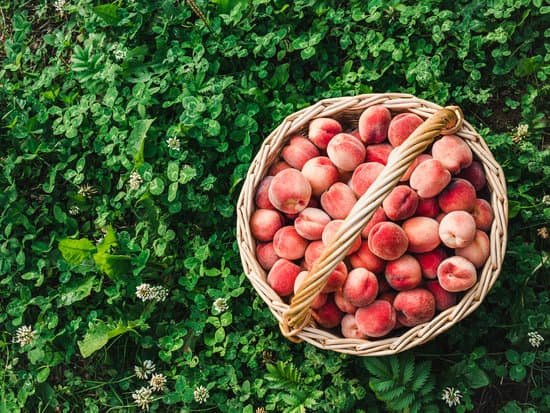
[236,93,508,356]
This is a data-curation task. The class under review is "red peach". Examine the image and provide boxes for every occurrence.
[321,262,348,293]
[425,280,457,311]
[327,133,366,171]
[415,248,447,279]
[255,176,275,210]
[294,271,327,309]
[393,288,436,327]
[349,129,361,140]
[268,160,291,176]
[458,160,486,191]
[301,156,340,197]
[334,291,358,314]
[358,105,392,144]
[309,118,343,150]
[267,258,301,297]
[320,183,357,220]
[437,256,477,292]
[435,212,445,223]
[388,113,424,147]
[402,217,441,253]
[432,135,473,174]
[312,296,344,328]
[294,207,331,240]
[385,254,422,291]
[304,240,325,269]
[268,169,312,214]
[361,207,387,238]
[355,300,396,337]
[471,198,494,231]
[250,209,284,241]
[387,151,431,182]
[439,211,477,248]
[322,220,361,255]
[349,162,385,197]
[410,159,452,198]
[341,314,367,339]
[455,230,490,268]
[438,178,476,213]
[343,268,379,307]
[349,241,386,273]
[368,222,409,261]
[256,242,279,270]
[281,136,320,169]
[382,185,419,221]
[365,143,393,165]
[273,226,308,260]
[415,197,440,218]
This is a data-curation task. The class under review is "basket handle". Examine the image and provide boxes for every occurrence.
[280,106,464,342]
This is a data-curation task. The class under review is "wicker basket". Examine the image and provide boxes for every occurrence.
[236,93,508,356]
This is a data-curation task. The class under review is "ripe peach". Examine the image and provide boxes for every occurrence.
[393,288,436,327]
[256,242,279,270]
[349,129,361,140]
[415,197,440,218]
[309,118,343,150]
[438,178,476,213]
[382,185,419,221]
[294,207,331,240]
[471,198,494,231]
[409,159,452,198]
[368,222,409,261]
[358,105,392,144]
[439,211,477,248]
[385,254,422,291]
[273,226,308,260]
[456,230,490,268]
[267,258,301,297]
[388,113,424,147]
[294,271,327,309]
[269,169,312,214]
[425,280,457,311]
[343,268,379,307]
[401,217,440,253]
[437,256,477,292]
[250,209,284,241]
[268,160,291,176]
[415,248,447,279]
[322,220,361,255]
[312,296,344,329]
[335,290,358,314]
[301,156,340,197]
[321,262,348,293]
[255,176,275,210]
[341,314,367,339]
[432,135,473,174]
[458,161,486,191]
[304,240,325,269]
[361,207,387,238]
[281,135,320,169]
[355,300,396,337]
[320,182,357,220]
[349,241,386,273]
[327,133,366,171]
[387,151,431,182]
[349,162,385,197]
[365,143,393,165]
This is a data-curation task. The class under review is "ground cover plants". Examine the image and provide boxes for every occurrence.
[0,0,548,412]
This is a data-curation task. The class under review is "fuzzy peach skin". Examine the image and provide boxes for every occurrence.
[304,240,325,269]
[322,220,361,255]
[365,143,393,165]
[387,151,431,182]
[349,162,385,197]
[425,280,457,311]
[438,178,476,213]
[268,169,312,214]
[437,256,477,292]
[361,207,387,238]
[341,314,367,339]
[250,209,284,242]
[472,198,494,231]
[368,222,409,261]
[267,258,301,297]
[349,241,386,273]
[312,296,344,329]
[327,133,366,171]
[409,159,452,198]
[256,242,279,270]
[415,248,447,279]
[268,160,291,176]
[393,288,436,327]
[321,262,348,293]
[343,268,379,307]
[294,271,327,309]
[402,217,441,253]
[456,230,490,268]
[384,254,422,291]
[320,182,357,220]
[281,135,320,169]
[415,197,440,218]
[355,300,396,337]
[388,113,424,147]
[349,129,361,140]
[458,160,486,191]
[382,185,419,221]
[358,105,392,144]
[432,134,473,174]
[294,207,331,240]
[439,211,477,248]
[334,291,358,314]
[273,226,308,260]
[255,176,275,210]
[308,118,343,150]
[301,156,340,197]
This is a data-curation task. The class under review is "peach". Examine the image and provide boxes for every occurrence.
[250,209,284,241]
[294,271,327,309]
[358,105,392,144]
[439,211,477,248]
[350,129,361,140]
[382,185,419,221]
[268,169,312,214]
[425,280,457,311]
[365,143,393,165]
[281,136,320,169]
[458,160,486,191]
[267,258,301,297]
[327,133,366,171]
[388,113,424,147]
[368,222,409,261]
[415,197,440,218]
[402,217,440,253]
[343,268,379,307]
[438,178,476,212]
[361,207,387,238]
[309,118,343,150]
[437,256,477,292]
[456,230,490,268]
[312,296,343,329]
[294,207,331,240]
[255,176,275,210]
[256,242,279,270]
[268,160,291,176]
[334,291,357,314]
[378,291,397,304]
[321,262,348,293]
[355,300,396,337]
[322,220,361,255]
[471,198,494,231]
[349,162,385,197]
[384,254,422,291]
[432,135,473,174]
[409,159,452,198]
[273,226,308,260]
[387,151,431,182]
[435,212,445,223]
[320,183,357,220]
[301,156,339,197]
[415,248,447,279]
[349,241,386,273]
[393,288,436,327]
[341,314,367,339]
[304,240,325,269]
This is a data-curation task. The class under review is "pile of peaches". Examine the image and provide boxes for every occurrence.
[250,106,493,339]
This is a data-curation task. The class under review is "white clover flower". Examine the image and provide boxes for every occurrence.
[166,137,181,151]
[132,386,154,411]
[213,298,228,313]
[53,0,66,15]
[512,123,529,143]
[151,285,169,302]
[113,48,126,61]
[68,206,80,216]
[14,325,37,347]
[78,184,98,198]
[543,195,550,206]
[135,283,169,302]
[134,360,156,379]
[528,331,544,348]
[149,373,167,392]
[128,172,143,191]
[441,387,462,407]
[537,227,549,240]
[194,385,209,404]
